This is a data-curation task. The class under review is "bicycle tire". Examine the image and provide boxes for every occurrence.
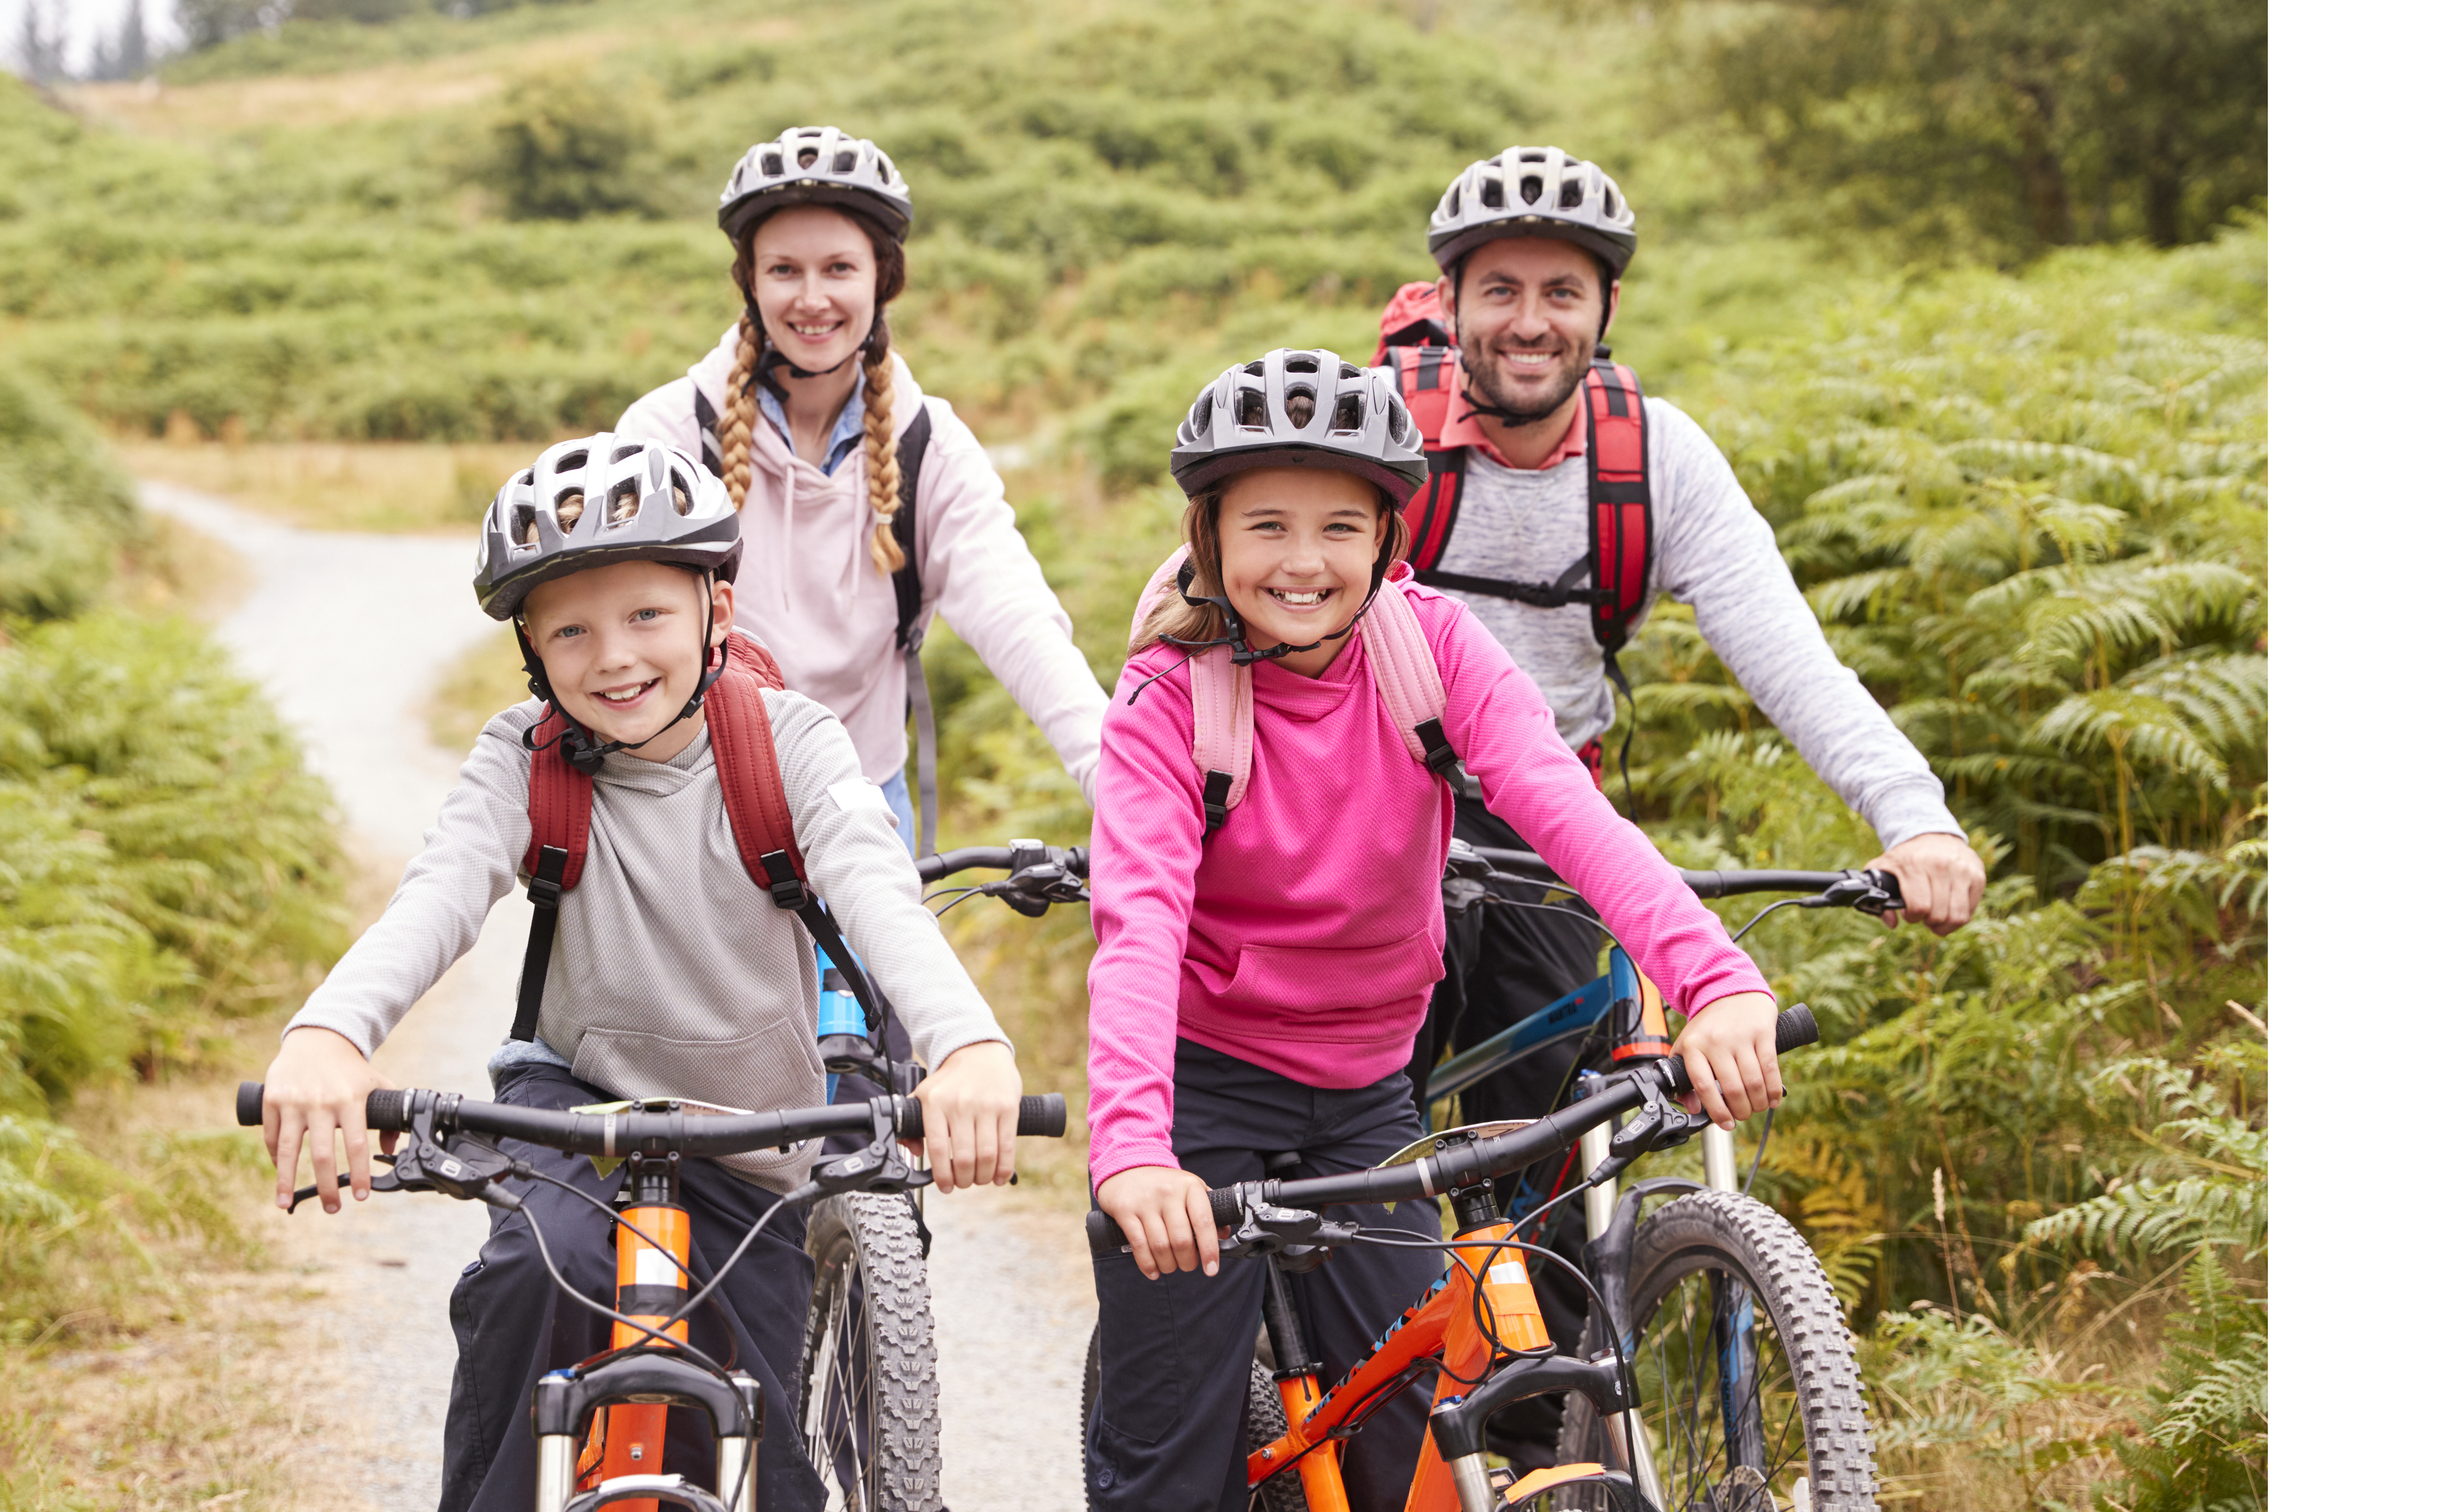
[1080,1323,1303,1511]
[798,1192,941,1512]
[1556,1190,1876,1512]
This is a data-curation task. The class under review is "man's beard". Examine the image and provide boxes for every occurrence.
[1457,329,1591,427]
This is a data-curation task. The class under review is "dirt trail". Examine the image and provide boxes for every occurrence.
[146,481,1095,1511]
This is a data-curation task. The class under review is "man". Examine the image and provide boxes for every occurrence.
[1386,146,1986,1461]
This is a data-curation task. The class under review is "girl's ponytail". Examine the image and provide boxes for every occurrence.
[720,309,761,508]
[861,317,905,577]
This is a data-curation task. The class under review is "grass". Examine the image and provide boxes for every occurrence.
[117,439,538,536]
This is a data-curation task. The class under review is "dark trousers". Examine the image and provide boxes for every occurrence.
[439,1062,827,1512]
[1085,1041,1447,1512]
[1405,797,1609,1461]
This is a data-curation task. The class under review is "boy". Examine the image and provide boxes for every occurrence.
[255,434,1021,1510]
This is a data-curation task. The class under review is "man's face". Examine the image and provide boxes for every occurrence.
[1439,236,1617,422]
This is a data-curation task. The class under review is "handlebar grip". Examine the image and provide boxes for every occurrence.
[1016,1094,1067,1139]
[236,1082,264,1127]
[368,1088,411,1132]
[1775,1004,1820,1053]
[1086,1186,1242,1254]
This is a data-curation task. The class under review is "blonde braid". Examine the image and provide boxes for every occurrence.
[720,310,761,507]
[861,323,906,576]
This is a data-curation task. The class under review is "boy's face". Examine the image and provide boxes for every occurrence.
[520,560,735,763]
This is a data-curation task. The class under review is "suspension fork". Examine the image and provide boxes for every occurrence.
[582,1155,689,1512]
[1258,1253,1351,1512]
[1700,1128,1767,1477]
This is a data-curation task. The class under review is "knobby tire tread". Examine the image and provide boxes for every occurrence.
[1557,1190,1877,1512]
[799,1192,941,1512]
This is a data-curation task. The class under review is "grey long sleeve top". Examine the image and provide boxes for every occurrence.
[1429,396,1961,849]
[285,688,1010,1187]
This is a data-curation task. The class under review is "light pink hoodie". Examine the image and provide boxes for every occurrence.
[620,331,1108,798]
[1085,572,1773,1186]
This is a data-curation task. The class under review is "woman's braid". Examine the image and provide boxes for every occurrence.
[861,317,906,577]
[720,309,761,507]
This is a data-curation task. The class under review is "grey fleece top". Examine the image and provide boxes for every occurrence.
[1433,396,1962,849]
[286,688,1009,1187]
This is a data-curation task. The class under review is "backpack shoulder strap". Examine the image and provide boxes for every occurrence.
[1358,573,1462,786]
[512,710,595,1042]
[888,405,934,654]
[1129,545,1252,837]
[692,386,724,477]
[704,664,890,1030]
[1388,347,1469,578]
[1583,360,1654,654]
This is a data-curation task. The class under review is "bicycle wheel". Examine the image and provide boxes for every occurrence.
[1556,1190,1876,1512]
[798,1192,941,1512]
[1080,1323,1304,1512]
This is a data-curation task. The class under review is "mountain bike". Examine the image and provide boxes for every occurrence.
[1078,843,1904,1512]
[236,1072,1066,1511]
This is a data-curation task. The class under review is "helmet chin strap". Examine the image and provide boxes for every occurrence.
[519,576,730,776]
[750,309,882,401]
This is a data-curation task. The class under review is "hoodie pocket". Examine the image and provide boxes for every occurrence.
[1218,929,1444,1011]
[569,1017,823,1112]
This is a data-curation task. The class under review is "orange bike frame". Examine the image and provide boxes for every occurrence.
[1244,1219,1597,1512]
[578,1195,689,1512]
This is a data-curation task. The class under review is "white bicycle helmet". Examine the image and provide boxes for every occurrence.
[1170,349,1429,503]
[717,127,912,243]
[473,435,740,621]
[1426,146,1636,279]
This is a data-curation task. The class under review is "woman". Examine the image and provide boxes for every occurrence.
[621,126,1105,849]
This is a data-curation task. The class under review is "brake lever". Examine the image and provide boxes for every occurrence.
[1218,1188,1359,1270]
[1804,869,1905,917]
[805,1095,933,1197]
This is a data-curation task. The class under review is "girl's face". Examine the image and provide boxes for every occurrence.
[751,204,878,376]
[521,560,735,763]
[1215,466,1387,679]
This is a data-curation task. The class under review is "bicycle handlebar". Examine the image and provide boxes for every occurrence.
[1086,1005,1819,1253]
[1465,845,1903,909]
[914,843,1090,886]
[236,1083,1068,1153]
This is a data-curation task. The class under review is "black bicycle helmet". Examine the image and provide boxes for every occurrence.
[1427,146,1636,279]
[717,127,912,244]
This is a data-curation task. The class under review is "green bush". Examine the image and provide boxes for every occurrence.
[0,372,140,621]
[475,67,662,221]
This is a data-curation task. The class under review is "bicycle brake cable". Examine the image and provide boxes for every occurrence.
[1744,1106,1776,1196]
[1729,896,1808,943]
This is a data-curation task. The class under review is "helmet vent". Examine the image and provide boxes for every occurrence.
[1445,184,1462,217]
[1339,362,1361,379]
[1242,360,1266,377]
[761,151,783,177]
[1331,393,1363,433]
[554,489,586,532]
[672,477,694,516]
[1603,186,1618,217]
[554,449,588,474]
[607,483,641,526]
[1191,393,1213,436]
[1480,175,1505,209]
[798,146,820,169]
[832,150,856,172]
[1520,148,1547,162]
[1284,388,1316,428]
[610,442,643,464]
[513,505,539,547]
[1284,353,1318,373]
[1558,178,1584,209]
[516,468,535,487]
[875,152,897,180]
[1234,389,1269,429]
[1520,174,1543,204]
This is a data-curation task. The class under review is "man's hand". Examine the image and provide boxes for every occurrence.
[1096,1165,1220,1281]
[1672,991,1784,1130]
[911,1040,1023,1192]
[1866,832,1986,935]
[261,1026,393,1213]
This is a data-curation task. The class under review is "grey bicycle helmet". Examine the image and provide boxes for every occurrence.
[717,127,912,243]
[473,435,740,621]
[1170,349,1428,503]
[1427,146,1636,279]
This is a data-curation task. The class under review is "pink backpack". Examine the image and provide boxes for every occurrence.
[1128,547,1463,834]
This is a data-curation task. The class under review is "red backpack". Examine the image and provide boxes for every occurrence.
[1374,289,1655,737]
[511,628,882,1042]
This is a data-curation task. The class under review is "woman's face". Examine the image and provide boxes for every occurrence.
[751,204,878,376]
[1215,466,1387,679]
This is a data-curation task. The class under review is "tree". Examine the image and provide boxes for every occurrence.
[175,0,279,51]
[1692,0,2266,257]
[13,0,66,81]
[95,0,148,80]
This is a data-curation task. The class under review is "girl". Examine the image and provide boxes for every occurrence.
[620,126,1108,851]
[1084,350,1785,1510]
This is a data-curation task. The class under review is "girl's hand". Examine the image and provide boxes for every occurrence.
[1096,1165,1219,1281]
[1671,991,1785,1129]
[912,1040,1022,1192]
[261,1026,394,1213]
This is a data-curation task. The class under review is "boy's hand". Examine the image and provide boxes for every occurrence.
[1096,1165,1219,1282]
[1671,991,1784,1129]
[911,1041,1022,1193]
[260,1027,395,1213]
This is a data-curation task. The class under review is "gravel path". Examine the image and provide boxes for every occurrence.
[148,482,1095,1511]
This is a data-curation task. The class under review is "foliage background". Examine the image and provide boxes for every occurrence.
[1,0,2263,1505]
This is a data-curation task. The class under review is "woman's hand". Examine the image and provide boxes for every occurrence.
[1671,991,1785,1129]
[911,1040,1023,1192]
[1096,1165,1219,1282]
[261,1026,393,1213]
[1866,832,1986,935]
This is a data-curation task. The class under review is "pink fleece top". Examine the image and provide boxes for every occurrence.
[1085,574,1773,1185]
